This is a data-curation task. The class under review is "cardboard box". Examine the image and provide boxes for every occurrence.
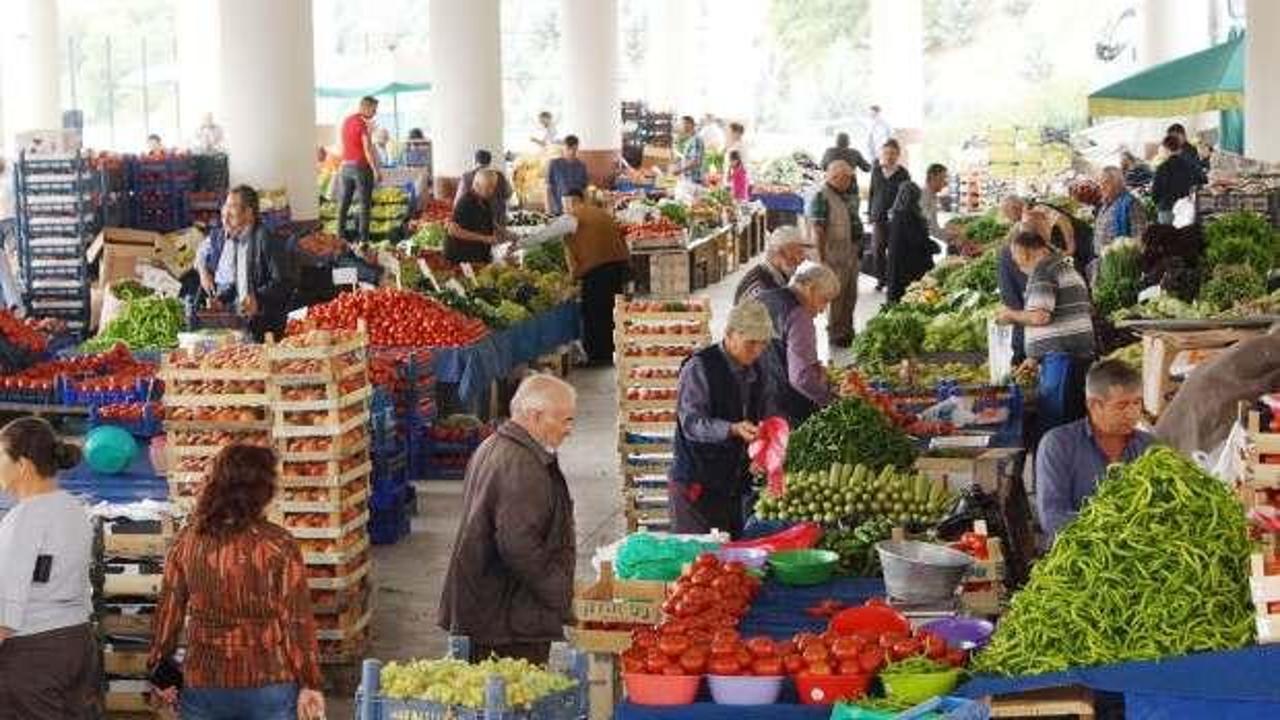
[915,447,1024,495]
[1141,328,1264,418]
[91,228,160,290]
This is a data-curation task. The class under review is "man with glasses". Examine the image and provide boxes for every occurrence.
[1035,360,1154,543]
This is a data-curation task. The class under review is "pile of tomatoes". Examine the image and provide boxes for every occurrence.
[296,289,488,348]
[839,370,955,438]
[95,402,163,423]
[0,309,48,355]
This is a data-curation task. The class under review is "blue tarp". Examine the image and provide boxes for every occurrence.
[751,192,806,214]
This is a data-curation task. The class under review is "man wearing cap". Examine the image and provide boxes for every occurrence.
[734,226,811,304]
[669,300,773,538]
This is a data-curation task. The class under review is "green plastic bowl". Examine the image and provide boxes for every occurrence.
[881,668,962,705]
[767,549,839,586]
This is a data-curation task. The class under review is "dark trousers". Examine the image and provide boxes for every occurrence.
[998,246,1029,366]
[0,623,98,720]
[870,222,890,288]
[472,641,551,666]
[668,481,745,539]
[581,261,630,364]
[338,163,375,244]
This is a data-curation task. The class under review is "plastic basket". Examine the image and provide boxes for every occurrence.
[61,376,160,407]
[368,497,412,546]
[89,403,164,438]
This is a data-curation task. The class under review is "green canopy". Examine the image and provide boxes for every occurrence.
[1088,33,1243,118]
[315,81,431,99]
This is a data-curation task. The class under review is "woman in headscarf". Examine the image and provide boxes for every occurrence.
[886,181,936,303]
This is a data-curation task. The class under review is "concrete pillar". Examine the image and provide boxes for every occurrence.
[870,0,925,175]
[645,0,693,113]
[1246,0,1280,161]
[561,0,621,184]
[217,0,318,219]
[176,0,222,140]
[429,0,504,197]
[1139,0,1211,68]
[1,0,61,147]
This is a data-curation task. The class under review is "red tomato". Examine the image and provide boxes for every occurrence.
[708,656,740,676]
[801,644,830,666]
[746,636,776,658]
[783,654,806,674]
[678,648,708,675]
[621,655,645,674]
[710,637,739,658]
[661,664,685,677]
[830,637,862,662]
[890,639,922,661]
[644,650,668,674]
[945,649,968,668]
[858,648,886,674]
[658,634,690,658]
[922,633,948,660]
[712,629,741,644]
[879,631,909,649]
[806,661,834,676]
[752,656,784,676]
[837,661,864,676]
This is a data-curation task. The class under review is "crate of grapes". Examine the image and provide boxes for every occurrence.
[356,636,589,719]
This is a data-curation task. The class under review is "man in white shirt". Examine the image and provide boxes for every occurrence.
[531,111,558,149]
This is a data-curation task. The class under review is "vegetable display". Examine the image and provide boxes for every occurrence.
[0,309,48,355]
[784,398,918,473]
[1093,239,1143,318]
[817,518,897,576]
[921,310,990,354]
[940,248,999,297]
[852,311,925,365]
[754,464,955,528]
[1198,263,1266,312]
[294,288,488,348]
[1204,211,1279,276]
[379,657,575,709]
[972,448,1254,676]
[81,296,184,352]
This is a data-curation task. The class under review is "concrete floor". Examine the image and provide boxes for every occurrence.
[326,261,885,714]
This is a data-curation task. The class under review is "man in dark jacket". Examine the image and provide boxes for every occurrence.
[439,375,578,665]
[733,226,810,303]
[867,139,911,291]
[194,185,291,340]
[669,300,773,538]
[1152,134,1201,224]
[887,181,936,303]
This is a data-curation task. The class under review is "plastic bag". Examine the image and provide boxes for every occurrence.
[83,426,138,475]
[749,416,790,497]
[614,533,722,581]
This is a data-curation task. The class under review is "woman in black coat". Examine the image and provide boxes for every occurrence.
[886,181,936,303]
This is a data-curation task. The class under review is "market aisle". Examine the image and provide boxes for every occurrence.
[333,262,884,707]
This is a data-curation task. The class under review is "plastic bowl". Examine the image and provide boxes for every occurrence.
[881,668,962,705]
[793,673,873,705]
[716,547,769,571]
[622,673,702,706]
[919,617,995,650]
[706,674,784,705]
[829,605,912,638]
[768,549,839,586]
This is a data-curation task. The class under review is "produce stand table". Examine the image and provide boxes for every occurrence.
[628,225,739,296]
[956,645,1280,719]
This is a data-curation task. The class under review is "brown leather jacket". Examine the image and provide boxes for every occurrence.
[437,421,576,645]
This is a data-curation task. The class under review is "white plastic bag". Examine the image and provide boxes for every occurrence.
[987,318,1014,385]
[1202,420,1249,485]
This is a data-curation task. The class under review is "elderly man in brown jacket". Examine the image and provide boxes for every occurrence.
[438,374,578,665]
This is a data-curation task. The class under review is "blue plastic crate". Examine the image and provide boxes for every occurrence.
[58,455,168,505]
[60,376,160,407]
[369,483,411,513]
[368,494,412,545]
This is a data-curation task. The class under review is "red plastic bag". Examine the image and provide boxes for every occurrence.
[749,416,790,497]
[722,522,823,552]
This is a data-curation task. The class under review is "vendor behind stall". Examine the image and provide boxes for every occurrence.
[194,185,291,340]
[545,135,589,216]
[446,170,512,265]
[669,300,773,538]
[758,262,840,427]
[1036,360,1154,542]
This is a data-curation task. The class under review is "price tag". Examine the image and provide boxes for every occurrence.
[445,278,468,296]
[417,259,441,291]
[1138,285,1164,303]
[460,262,476,280]
[332,267,358,287]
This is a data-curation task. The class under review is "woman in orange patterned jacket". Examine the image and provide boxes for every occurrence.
[148,445,325,720]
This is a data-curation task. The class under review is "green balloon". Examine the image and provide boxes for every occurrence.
[84,426,138,475]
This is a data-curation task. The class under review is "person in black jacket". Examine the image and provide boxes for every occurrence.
[867,139,911,292]
[194,185,292,341]
[886,181,936,303]
[1152,134,1200,224]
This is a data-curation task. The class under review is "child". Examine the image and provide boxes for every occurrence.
[729,150,750,202]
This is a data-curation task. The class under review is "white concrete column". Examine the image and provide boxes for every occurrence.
[428,0,503,190]
[870,0,924,174]
[561,0,621,182]
[216,0,317,219]
[1139,0,1212,68]
[1246,0,1280,161]
[176,0,222,139]
[645,0,693,113]
[1,0,61,146]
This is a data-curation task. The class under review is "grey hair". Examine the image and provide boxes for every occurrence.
[790,261,841,299]
[510,373,576,417]
[1085,359,1142,399]
[765,226,805,257]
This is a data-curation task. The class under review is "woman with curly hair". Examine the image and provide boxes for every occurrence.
[148,445,325,720]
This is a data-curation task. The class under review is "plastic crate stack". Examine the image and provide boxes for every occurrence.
[93,514,178,717]
[159,346,273,511]
[15,151,103,337]
[187,153,230,228]
[320,185,411,241]
[260,188,292,233]
[422,417,492,482]
[368,348,437,479]
[126,154,195,232]
[269,330,374,664]
[614,296,711,532]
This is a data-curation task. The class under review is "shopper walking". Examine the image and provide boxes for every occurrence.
[669,300,773,538]
[865,106,893,163]
[886,181,936,304]
[148,444,325,720]
[0,417,95,720]
[439,375,578,665]
[868,140,911,293]
[337,96,381,244]
[806,160,863,346]
[545,135,590,216]
[758,262,841,427]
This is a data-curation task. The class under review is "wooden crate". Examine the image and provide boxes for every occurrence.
[316,608,373,642]
[585,653,620,720]
[277,457,372,489]
[306,556,371,591]
[1250,549,1280,644]
[278,477,370,513]
[102,518,175,559]
[1244,410,1280,490]
[570,562,667,654]
[103,646,150,677]
[988,686,1096,718]
[298,531,371,566]
[915,448,1025,495]
[1140,328,1262,418]
[273,408,371,439]
[283,509,370,540]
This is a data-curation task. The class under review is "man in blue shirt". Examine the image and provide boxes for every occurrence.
[1035,359,1155,542]
[545,135,589,216]
[673,116,705,185]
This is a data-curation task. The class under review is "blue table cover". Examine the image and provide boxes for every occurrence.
[751,192,806,214]
[432,302,580,404]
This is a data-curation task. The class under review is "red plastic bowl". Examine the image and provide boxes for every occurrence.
[793,673,873,705]
[829,605,911,638]
[622,673,702,706]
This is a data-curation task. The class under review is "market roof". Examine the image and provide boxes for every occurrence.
[1087,31,1243,118]
[315,81,431,99]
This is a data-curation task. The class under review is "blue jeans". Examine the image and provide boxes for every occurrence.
[180,683,298,720]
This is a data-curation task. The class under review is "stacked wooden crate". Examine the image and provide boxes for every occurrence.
[1244,406,1280,643]
[614,296,711,532]
[269,329,374,664]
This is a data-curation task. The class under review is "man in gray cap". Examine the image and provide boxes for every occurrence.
[668,299,774,537]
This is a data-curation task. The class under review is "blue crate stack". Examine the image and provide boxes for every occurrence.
[125,154,195,232]
[366,349,435,544]
[15,150,104,338]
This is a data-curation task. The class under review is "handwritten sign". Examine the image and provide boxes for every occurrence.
[332,267,358,287]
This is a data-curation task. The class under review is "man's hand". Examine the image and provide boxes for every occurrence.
[297,688,326,720]
[240,294,258,317]
[995,307,1016,325]
[730,421,760,443]
[148,685,178,708]
[1015,357,1040,380]
[199,273,215,294]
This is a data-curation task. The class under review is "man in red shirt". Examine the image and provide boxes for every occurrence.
[337,96,381,243]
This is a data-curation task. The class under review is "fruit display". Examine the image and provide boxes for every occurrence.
[167,406,265,423]
[408,199,453,229]
[624,322,706,336]
[0,308,49,355]
[169,379,267,396]
[621,218,685,242]
[293,288,488,348]
[628,410,677,424]
[624,388,677,402]
[627,367,681,382]
[621,345,700,358]
[623,299,709,314]
[94,402,164,424]
[754,463,956,527]
[281,427,367,455]
[296,231,347,258]
[4,345,159,405]
[784,398,918,474]
[427,414,490,444]
[379,657,576,710]
[837,370,955,437]
[470,264,574,315]
[168,430,270,448]
[164,345,266,372]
